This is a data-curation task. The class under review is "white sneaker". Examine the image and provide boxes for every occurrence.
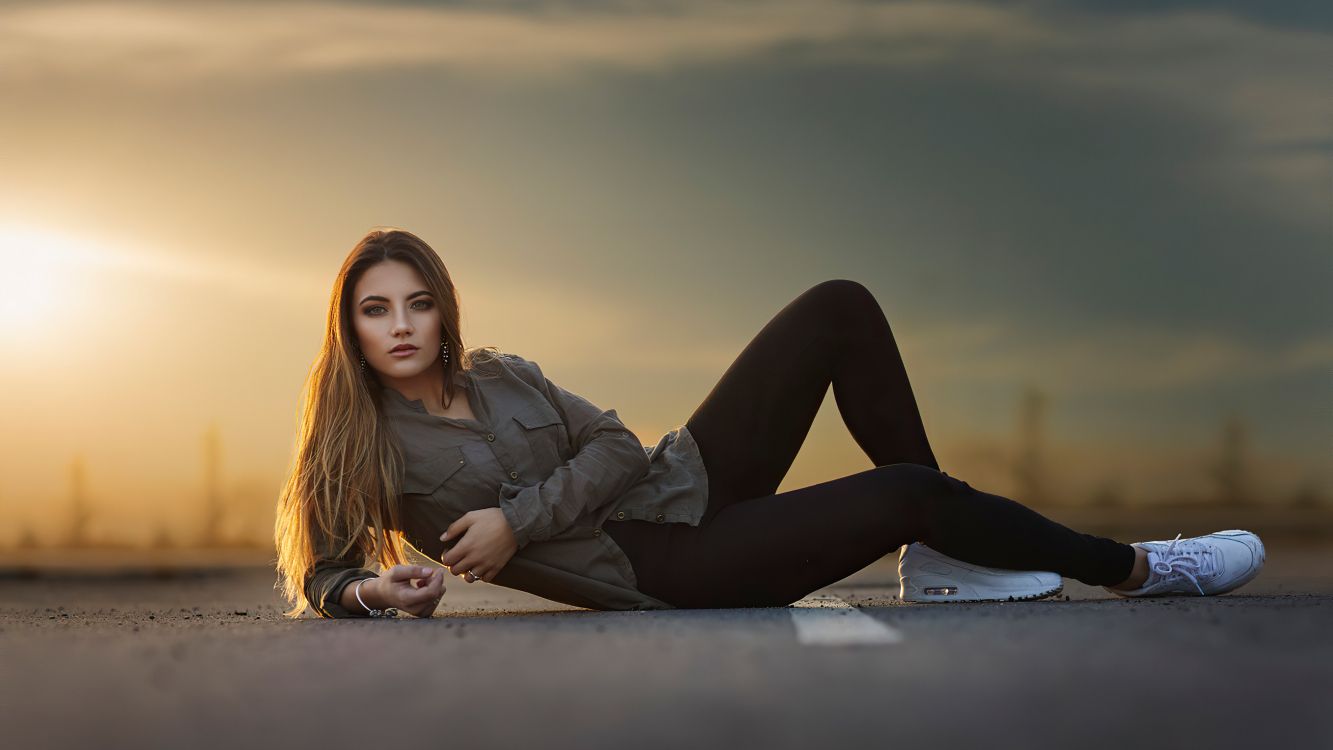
[1103,529,1265,598]
[898,542,1063,603]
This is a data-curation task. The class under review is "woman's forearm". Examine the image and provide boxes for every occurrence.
[339,576,382,615]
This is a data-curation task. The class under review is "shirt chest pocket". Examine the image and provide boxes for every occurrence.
[512,403,570,473]
[402,445,469,499]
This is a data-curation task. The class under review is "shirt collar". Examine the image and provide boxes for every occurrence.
[377,368,472,416]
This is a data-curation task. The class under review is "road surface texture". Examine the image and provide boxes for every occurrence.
[2,538,1330,749]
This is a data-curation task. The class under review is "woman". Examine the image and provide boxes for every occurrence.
[275,229,1266,618]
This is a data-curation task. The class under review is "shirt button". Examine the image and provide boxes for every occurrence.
[487,434,495,442]
[655,513,665,523]
[509,471,518,479]
[616,511,625,520]
[592,528,602,536]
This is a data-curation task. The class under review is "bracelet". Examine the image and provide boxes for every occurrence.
[353,578,397,618]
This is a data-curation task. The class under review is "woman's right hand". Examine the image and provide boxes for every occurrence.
[366,564,446,618]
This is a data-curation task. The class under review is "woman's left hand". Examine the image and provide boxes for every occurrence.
[439,508,518,583]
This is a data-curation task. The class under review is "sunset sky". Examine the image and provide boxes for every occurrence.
[1,0,1329,545]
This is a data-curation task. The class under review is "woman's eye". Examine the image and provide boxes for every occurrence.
[362,300,431,316]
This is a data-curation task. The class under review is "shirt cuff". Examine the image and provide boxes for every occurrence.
[497,483,536,549]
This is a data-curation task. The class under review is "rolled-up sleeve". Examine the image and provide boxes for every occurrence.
[304,529,380,619]
[497,355,652,549]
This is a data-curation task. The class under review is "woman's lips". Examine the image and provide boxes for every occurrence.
[389,347,419,358]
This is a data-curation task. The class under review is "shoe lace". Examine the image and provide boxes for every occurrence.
[1150,533,1218,595]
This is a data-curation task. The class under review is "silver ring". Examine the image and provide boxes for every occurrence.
[467,569,480,580]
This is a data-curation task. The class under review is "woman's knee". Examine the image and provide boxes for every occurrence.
[801,279,888,339]
[801,279,876,317]
[805,278,871,298]
[865,462,961,535]
[869,462,953,491]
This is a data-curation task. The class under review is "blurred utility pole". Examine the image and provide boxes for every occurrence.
[201,421,224,546]
[1013,385,1049,506]
[151,522,175,549]
[17,525,39,548]
[1211,413,1253,506]
[67,454,91,547]
[1286,478,1327,509]
[1090,476,1126,508]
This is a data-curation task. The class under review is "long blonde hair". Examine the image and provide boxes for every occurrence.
[273,228,501,618]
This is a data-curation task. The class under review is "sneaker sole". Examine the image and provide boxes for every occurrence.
[900,579,1064,603]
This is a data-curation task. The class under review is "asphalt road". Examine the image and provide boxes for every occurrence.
[2,540,1330,749]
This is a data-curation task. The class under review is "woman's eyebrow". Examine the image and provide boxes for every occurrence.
[358,290,433,305]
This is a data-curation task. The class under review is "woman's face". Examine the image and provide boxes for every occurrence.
[350,259,443,380]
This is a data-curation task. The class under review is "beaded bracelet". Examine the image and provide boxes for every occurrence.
[353,577,397,618]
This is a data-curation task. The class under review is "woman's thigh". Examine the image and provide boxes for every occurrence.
[608,462,951,609]
[684,278,937,524]
[606,459,1137,606]
[684,280,865,513]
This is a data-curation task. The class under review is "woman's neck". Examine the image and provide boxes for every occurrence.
[380,362,448,412]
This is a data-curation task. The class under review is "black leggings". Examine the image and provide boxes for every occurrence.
[603,279,1137,608]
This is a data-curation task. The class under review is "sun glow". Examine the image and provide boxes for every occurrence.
[0,226,101,336]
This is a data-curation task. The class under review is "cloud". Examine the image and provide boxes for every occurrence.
[517,306,1333,400]
[4,1,1328,225]
[903,317,1333,395]
[0,1,1053,83]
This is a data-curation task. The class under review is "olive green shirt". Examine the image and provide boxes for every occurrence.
[304,352,710,617]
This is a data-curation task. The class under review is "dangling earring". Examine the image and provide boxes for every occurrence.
[441,339,450,366]
[359,351,367,372]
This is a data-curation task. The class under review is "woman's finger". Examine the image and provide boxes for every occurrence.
[398,588,427,608]
[414,567,440,589]
[401,576,441,605]
[449,555,476,578]
[386,564,428,584]
[441,543,470,570]
[427,569,446,598]
[412,591,439,617]
[419,572,445,615]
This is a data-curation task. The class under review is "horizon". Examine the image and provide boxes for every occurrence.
[1,0,1329,547]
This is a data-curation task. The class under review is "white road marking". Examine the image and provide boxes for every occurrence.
[788,593,904,646]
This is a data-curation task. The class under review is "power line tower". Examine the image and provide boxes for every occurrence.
[1090,476,1127,508]
[17,524,39,548]
[201,421,224,546]
[1013,384,1049,506]
[1212,413,1253,506]
[67,454,91,547]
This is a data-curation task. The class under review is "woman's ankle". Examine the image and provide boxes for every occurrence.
[1108,546,1149,590]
